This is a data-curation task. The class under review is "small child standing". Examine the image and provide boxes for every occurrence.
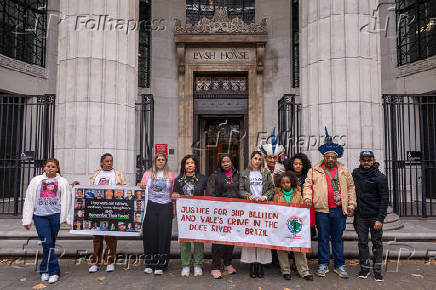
[22,158,72,284]
[273,171,313,281]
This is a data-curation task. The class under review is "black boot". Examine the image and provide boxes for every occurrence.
[249,263,257,278]
[257,263,264,278]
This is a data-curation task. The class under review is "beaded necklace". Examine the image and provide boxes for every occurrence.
[177,172,199,185]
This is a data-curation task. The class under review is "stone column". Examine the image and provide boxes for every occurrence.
[300,0,383,169]
[55,0,138,184]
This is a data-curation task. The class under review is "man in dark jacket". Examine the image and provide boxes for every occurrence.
[352,151,389,282]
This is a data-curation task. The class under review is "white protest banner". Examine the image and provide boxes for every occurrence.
[70,186,147,237]
[176,196,311,252]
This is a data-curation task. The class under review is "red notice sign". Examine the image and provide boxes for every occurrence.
[155,144,168,156]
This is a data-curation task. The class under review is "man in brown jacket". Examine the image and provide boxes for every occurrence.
[303,128,356,279]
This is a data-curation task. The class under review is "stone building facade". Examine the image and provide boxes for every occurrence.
[0,0,435,215]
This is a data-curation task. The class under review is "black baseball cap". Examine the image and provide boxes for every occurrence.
[360,151,375,158]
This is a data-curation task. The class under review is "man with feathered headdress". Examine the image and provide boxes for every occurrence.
[303,127,356,279]
[258,129,286,186]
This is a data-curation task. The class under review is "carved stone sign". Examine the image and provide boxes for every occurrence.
[186,47,256,64]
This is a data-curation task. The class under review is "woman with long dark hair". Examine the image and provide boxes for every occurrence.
[206,153,239,279]
[172,154,208,277]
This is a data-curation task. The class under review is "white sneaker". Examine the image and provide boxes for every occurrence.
[194,266,203,277]
[181,267,190,277]
[41,273,49,281]
[144,267,153,274]
[154,269,163,275]
[89,265,99,273]
[48,275,59,284]
[106,264,115,272]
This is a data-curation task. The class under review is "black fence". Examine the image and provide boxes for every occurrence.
[277,94,301,160]
[383,94,436,217]
[135,94,154,184]
[0,94,55,215]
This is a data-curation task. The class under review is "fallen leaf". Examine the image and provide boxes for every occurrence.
[0,259,13,265]
[411,274,424,279]
[32,284,47,289]
[284,288,291,290]
[20,277,27,282]
[96,276,106,282]
[122,267,129,271]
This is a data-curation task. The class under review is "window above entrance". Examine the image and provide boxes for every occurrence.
[186,0,255,24]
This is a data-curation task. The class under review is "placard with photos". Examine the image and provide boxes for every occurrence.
[71,186,147,236]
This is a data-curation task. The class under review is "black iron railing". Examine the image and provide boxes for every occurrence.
[277,94,301,160]
[383,94,436,217]
[135,94,154,184]
[0,94,55,215]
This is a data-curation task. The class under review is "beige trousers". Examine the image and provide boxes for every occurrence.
[277,250,310,276]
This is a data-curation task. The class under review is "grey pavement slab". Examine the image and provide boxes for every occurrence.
[0,259,435,290]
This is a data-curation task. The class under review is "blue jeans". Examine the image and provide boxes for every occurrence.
[316,207,346,268]
[33,213,61,276]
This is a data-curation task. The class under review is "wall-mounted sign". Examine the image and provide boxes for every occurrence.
[155,144,168,156]
[186,47,256,64]
[407,151,422,162]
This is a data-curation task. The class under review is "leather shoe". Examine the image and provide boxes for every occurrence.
[283,274,291,280]
[257,263,264,278]
[249,263,257,278]
[303,274,313,281]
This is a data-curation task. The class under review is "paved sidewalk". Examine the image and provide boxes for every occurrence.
[0,259,435,290]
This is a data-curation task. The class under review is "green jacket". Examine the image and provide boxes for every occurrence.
[239,168,274,200]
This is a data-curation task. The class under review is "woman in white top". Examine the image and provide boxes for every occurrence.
[22,158,72,284]
[138,153,175,275]
[88,153,126,273]
[239,151,275,278]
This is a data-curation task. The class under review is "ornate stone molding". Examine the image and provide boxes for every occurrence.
[0,54,47,79]
[175,8,267,35]
[396,55,436,78]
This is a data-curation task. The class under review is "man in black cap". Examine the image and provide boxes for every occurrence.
[352,151,389,282]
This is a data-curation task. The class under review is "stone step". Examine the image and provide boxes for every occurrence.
[0,239,433,259]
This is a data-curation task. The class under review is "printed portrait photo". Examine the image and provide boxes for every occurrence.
[125,190,134,200]
[95,189,103,199]
[74,199,84,209]
[76,189,84,198]
[40,179,58,198]
[135,212,143,223]
[104,189,114,200]
[109,222,117,231]
[73,220,83,230]
[83,220,91,230]
[84,189,95,198]
[135,190,144,200]
[134,223,142,231]
[75,209,84,220]
[99,221,108,231]
[91,221,99,230]
[114,189,124,200]
[118,222,126,231]
[126,222,135,232]
[135,200,143,211]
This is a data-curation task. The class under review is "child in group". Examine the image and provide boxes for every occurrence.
[273,171,313,281]
[22,158,72,284]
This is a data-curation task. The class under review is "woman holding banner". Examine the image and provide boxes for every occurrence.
[139,152,175,275]
[22,158,72,284]
[89,153,126,273]
[239,151,275,278]
[206,153,239,279]
[171,154,208,277]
